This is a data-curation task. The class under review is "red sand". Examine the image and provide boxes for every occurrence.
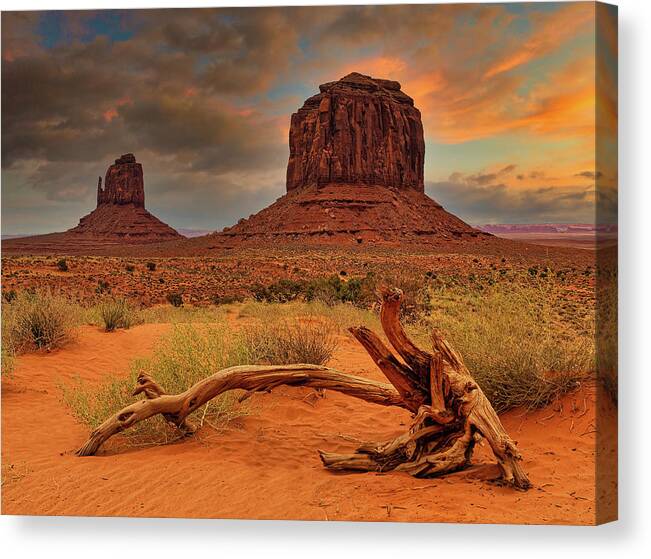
[2,323,613,523]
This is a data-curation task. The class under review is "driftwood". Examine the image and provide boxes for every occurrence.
[76,288,530,490]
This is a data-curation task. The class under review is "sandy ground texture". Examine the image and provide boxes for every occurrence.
[2,323,615,524]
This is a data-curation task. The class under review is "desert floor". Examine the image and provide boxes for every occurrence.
[1,318,615,524]
[1,242,597,307]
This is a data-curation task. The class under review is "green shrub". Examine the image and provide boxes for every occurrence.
[2,289,79,352]
[125,264,135,273]
[97,298,138,332]
[57,258,68,272]
[304,275,369,306]
[251,279,304,303]
[146,262,156,271]
[250,273,378,308]
[166,292,183,307]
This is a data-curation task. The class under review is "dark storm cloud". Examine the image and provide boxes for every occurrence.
[1,9,295,161]
[135,8,305,95]
[118,97,285,172]
[2,42,130,166]
[196,11,301,95]
[310,4,464,50]
[1,8,295,225]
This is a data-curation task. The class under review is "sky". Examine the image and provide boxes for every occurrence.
[1,2,617,235]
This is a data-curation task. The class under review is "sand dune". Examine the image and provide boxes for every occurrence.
[2,323,613,523]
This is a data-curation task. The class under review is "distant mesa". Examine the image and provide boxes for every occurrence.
[3,153,182,254]
[205,72,485,246]
[69,153,181,241]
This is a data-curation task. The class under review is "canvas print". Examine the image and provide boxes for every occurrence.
[1,2,617,524]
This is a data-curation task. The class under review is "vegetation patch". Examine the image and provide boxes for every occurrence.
[63,317,339,447]
[415,279,594,412]
[241,318,337,366]
[96,298,139,332]
[2,289,80,353]
[243,299,378,332]
[250,270,430,320]
[166,292,183,307]
[1,346,15,377]
[596,265,617,403]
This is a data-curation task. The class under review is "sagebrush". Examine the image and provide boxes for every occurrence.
[2,289,79,352]
[96,298,138,332]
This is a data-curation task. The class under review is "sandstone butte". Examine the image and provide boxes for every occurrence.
[3,154,182,253]
[207,72,488,247]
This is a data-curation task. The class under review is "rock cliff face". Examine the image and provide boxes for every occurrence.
[286,73,425,192]
[97,153,145,207]
[198,73,484,248]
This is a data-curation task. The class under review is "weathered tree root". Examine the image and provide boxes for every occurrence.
[76,288,531,490]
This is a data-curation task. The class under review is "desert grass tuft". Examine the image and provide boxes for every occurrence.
[241,318,337,366]
[96,298,139,332]
[596,265,617,403]
[139,304,231,324]
[2,289,80,353]
[1,345,15,377]
[237,300,380,333]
